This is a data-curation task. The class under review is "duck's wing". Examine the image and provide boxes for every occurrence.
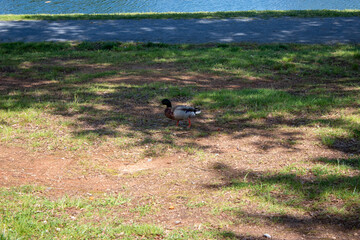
[173,105,201,119]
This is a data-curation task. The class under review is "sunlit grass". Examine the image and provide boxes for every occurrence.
[1,185,247,239]
[0,186,163,239]
[1,10,360,21]
[193,88,354,116]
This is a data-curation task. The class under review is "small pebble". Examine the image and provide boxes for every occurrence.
[263,233,272,239]
[174,221,181,225]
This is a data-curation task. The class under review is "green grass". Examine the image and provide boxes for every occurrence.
[216,161,360,227]
[0,186,164,239]
[0,186,257,239]
[192,88,354,119]
[0,42,359,152]
[1,10,360,21]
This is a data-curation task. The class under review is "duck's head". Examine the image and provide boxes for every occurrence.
[161,99,172,108]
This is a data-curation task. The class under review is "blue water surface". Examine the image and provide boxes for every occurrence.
[1,0,360,14]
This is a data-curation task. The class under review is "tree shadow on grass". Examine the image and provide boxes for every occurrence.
[312,118,360,154]
[0,42,359,154]
[203,160,360,234]
[0,73,357,155]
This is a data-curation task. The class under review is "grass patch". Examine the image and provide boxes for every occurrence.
[0,186,267,239]
[0,186,164,239]
[192,88,354,120]
[1,10,360,21]
[316,114,360,152]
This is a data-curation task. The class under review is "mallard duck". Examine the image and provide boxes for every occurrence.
[161,99,201,128]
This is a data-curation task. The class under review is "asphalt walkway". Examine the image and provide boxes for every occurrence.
[1,17,360,43]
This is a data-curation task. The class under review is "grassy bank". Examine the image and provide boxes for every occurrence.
[0,42,359,239]
[1,10,360,21]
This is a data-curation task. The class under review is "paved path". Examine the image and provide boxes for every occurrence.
[1,17,360,43]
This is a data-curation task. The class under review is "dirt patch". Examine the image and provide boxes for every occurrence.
[0,145,73,188]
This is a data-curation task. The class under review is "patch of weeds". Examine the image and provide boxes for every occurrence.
[0,125,20,142]
[176,143,202,155]
[125,169,153,178]
[73,130,102,143]
[130,204,153,217]
[186,200,207,208]
[93,193,131,207]
[142,144,167,158]
[315,157,360,170]
[113,135,134,148]
[311,165,333,177]
[280,163,308,176]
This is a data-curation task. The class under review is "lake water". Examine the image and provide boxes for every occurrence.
[1,0,360,15]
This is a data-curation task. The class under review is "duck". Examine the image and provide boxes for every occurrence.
[161,99,201,128]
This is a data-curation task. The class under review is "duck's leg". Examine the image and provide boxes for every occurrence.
[176,120,179,126]
[187,118,191,128]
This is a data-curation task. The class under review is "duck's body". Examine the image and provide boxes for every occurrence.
[162,99,201,128]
